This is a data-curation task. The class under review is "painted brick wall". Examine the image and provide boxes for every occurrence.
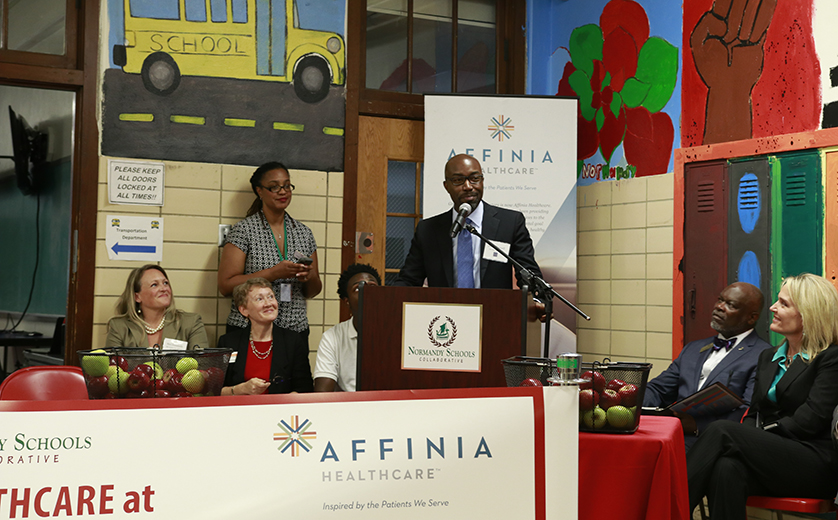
[576,174,674,380]
[92,157,344,367]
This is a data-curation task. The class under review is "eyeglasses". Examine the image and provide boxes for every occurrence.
[446,174,484,186]
[260,183,295,193]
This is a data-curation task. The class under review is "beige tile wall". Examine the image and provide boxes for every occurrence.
[576,174,674,379]
[93,157,344,366]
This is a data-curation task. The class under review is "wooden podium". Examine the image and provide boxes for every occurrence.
[355,285,541,390]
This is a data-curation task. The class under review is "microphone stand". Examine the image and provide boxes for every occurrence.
[464,222,590,358]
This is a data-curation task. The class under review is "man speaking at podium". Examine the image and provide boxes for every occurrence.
[394,154,542,289]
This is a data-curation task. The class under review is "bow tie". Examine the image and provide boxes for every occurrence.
[713,337,735,351]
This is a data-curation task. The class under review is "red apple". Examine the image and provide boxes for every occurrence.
[127,369,151,392]
[133,363,155,379]
[579,379,592,390]
[87,375,109,398]
[162,368,178,383]
[606,378,627,392]
[581,371,606,393]
[167,373,184,392]
[174,391,192,398]
[520,378,543,387]
[154,379,167,391]
[579,389,599,411]
[205,367,225,391]
[619,384,639,407]
[109,356,129,371]
[599,389,622,410]
[155,389,172,398]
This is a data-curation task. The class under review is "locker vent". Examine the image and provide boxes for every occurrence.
[785,172,807,206]
[738,178,759,211]
[697,181,716,213]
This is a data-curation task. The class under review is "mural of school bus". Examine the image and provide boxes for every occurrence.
[112,0,345,103]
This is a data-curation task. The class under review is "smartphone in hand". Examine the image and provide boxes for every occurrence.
[292,251,313,265]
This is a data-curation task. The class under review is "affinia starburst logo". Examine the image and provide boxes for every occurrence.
[488,115,514,141]
[274,415,317,457]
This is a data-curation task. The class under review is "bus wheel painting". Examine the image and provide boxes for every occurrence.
[294,55,331,103]
[141,52,181,96]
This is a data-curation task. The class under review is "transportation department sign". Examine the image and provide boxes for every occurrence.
[402,303,482,372]
[105,215,164,262]
[108,159,165,206]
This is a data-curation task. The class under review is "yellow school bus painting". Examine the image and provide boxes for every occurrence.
[112,0,345,103]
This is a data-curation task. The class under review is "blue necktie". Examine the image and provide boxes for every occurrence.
[457,220,474,288]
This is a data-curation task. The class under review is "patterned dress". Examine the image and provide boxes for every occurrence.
[224,210,317,332]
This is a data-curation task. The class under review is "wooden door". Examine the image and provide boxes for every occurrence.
[356,116,425,284]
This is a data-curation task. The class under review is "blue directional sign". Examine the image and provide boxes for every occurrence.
[111,243,157,255]
[106,215,164,262]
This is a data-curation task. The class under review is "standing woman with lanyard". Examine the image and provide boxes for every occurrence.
[218,162,322,340]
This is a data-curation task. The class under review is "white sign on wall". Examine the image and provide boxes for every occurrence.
[105,215,163,261]
[108,159,165,206]
[402,303,482,372]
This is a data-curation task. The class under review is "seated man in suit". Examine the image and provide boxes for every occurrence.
[394,153,542,288]
[643,282,772,450]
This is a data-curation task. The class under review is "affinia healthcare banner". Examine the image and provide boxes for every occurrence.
[0,388,577,519]
[424,95,578,355]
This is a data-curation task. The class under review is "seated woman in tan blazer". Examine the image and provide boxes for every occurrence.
[106,264,208,349]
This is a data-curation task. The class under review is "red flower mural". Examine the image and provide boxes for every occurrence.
[557,0,677,177]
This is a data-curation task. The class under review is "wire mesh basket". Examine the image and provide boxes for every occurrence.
[77,347,232,399]
[501,356,557,387]
[579,359,652,434]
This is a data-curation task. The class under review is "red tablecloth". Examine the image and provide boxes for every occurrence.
[579,415,690,520]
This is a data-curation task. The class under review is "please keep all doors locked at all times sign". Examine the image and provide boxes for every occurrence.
[108,160,165,206]
[106,160,165,262]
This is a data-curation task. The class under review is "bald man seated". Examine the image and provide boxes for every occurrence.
[394,153,542,288]
[643,282,772,450]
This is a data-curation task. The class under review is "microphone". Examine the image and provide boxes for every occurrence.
[449,203,472,238]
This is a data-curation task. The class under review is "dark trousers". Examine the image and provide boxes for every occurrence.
[687,421,838,520]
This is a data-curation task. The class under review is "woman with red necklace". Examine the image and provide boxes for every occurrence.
[219,278,313,395]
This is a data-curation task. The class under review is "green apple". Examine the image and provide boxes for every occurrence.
[81,350,109,377]
[606,405,635,429]
[143,361,163,379]
[181,369,205,393]
[176,357,198,374]
[582,406,607,429]
[107,368,130,395]
[105,365,120,379]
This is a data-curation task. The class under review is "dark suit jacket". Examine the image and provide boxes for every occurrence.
[393,202,542,288]
[219,325,313,394]
[643,330,772,446]
[743,344,838,459]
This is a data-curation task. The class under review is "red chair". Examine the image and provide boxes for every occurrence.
[747,496,837,520]
[0,365,88,400]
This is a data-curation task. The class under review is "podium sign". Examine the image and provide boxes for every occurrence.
[402,302,482,372]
